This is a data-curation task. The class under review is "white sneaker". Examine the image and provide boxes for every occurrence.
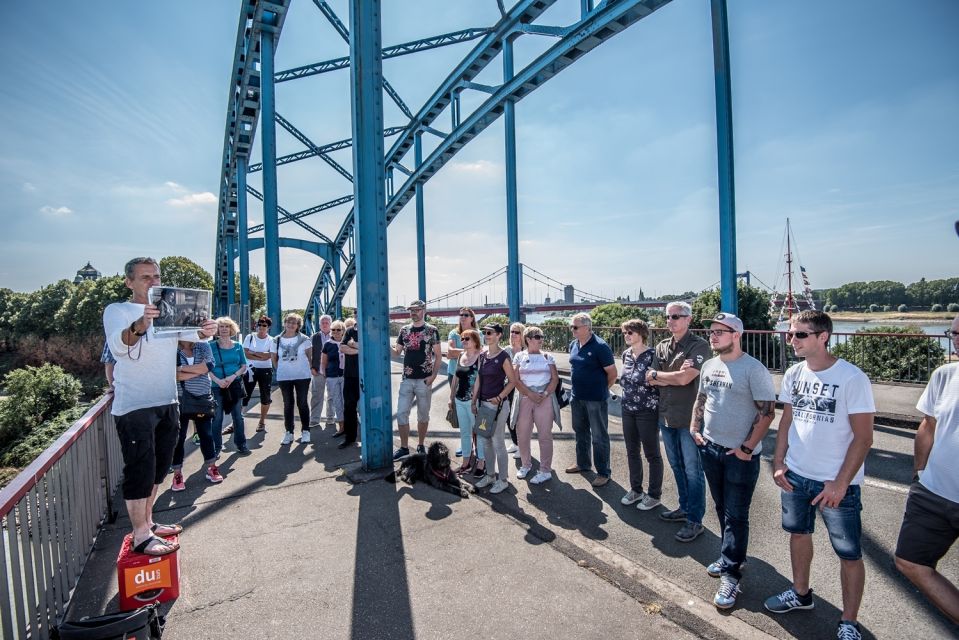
[621,490,645,506]
[300,431,311,444]
[506,444,518,454]
[530,471,552,485]
[512,449,522,459]
[281,432,294,445]
[490,479,509,494]
[475,475,495,489]
[637,495,662,511]
[517,466,532,480]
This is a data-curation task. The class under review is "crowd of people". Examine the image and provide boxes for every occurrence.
[104,257,958,639]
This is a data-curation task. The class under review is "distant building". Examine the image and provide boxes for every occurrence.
[545,296,551,304]
[563,285,574,304]
[73,261,101,284]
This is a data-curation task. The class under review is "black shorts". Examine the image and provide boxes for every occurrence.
[115,404,180,500]
[895,481,959,568]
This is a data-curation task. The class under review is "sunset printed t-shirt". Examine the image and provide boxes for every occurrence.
[779,358,875,485]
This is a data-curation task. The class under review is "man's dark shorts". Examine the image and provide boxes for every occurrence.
[115,404,180,500]
[895,481,959,568]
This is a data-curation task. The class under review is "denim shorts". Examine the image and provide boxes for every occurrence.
[780,470,863,561]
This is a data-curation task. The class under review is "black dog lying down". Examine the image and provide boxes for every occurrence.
[386,441,474,498]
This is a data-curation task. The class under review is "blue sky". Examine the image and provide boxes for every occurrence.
[1,0,956,310]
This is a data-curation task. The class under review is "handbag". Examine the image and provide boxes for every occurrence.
[53,603,164,640]
[179,388,217,417]
[446,406,459,429]
[214,342,244,412]
[474,401,504,437]
[554,378,571,409]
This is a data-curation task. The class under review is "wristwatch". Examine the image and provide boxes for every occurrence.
[739,444,754,455]
[129,321,146,337]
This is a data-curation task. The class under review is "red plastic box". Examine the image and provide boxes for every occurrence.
[116,533,181,611]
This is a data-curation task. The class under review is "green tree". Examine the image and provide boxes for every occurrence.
[0,364,82,450]
[832,326,945,383]
[477,313,510,328]
[16,280,76,339]
[159,256,213,290]
[234,272,266,319]
[691,284,774,330]
[589,303,648,327]
[0,288,28,346]
[55,275,128,336]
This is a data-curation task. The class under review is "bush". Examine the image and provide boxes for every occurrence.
[0,404,89,469]
[692,285,773,330]
[0,364,82,450]
[830,305,839,313]
[832,326,946,383]
[931,304,944,312]
[12,334,106,381]
[898,304,908,312]
[869,304,880,312]
[948,303,959,313]
[589,303,647,328]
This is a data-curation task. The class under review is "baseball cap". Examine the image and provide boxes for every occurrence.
[703,312,743,333]
[481,323,503,334]
[406,299,426,310]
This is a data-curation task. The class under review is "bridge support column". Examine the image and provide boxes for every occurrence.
[350,0,393,471]
[711,0,737,314]
[226,234,235,317]
[237,156,250,330]
[260,15,282,331]
[414,131,426,302]
[503,37,523,322]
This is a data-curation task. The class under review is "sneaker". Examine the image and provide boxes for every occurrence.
[393,447,410,460]
[301,431,311,444]
[621,490,644,506]
[191,433,200,446]
[205,465,224,484]
[475,475,495,489]
[171,472,185,492]
[455,449,463,458]
[836,621,861,640]
[490,479,509,494]
[512,449,522,459]
[506,444,518,454]
[281,432,294,446]
[236,447,252,457]
[637,495,661,511]
[764,587,814,614]
[708,557,747,578]
[675,522,705,542]
[517,466,532,480]
[416,444,426,455]
[713,575,741,609]
[530,471,552,485]
[659,508,687,522]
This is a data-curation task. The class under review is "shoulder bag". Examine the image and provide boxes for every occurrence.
[214,342,244,412]
[178,349,217,418]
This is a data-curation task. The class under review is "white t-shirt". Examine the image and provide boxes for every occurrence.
[916,362,959,503]
[275,334,311,381]
[513,351,556,388]
[779,358,875,484]
[244,334,278,369]
[103,301,201,416]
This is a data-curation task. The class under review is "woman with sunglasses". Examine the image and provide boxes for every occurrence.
[512,326,558,484]
[273,313,313,446]
[471,323,518,493]
[618,319,662,511]
[243,315,276,433]
[449,329,484,473]
[320,320,347,436]
[446,308,478,456]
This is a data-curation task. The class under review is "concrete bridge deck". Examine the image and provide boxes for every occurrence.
[67,359,954,640]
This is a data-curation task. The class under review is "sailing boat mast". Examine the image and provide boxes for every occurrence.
[785,218,794,322]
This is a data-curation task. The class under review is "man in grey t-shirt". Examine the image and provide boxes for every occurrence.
[690,312,777,610]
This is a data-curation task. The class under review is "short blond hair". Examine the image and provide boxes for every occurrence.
[215,316,240,336]
[284,313,303,329]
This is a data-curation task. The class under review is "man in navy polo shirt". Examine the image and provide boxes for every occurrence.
[565,312,618,487]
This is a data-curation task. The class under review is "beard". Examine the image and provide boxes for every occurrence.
[712,343,734,356]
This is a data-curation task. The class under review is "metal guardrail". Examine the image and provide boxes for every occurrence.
[0,393,120,640]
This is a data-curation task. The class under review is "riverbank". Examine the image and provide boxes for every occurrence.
[830,311,954,324]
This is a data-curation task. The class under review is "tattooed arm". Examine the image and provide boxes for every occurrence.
[728,400,777,461]
[689,392,707,446]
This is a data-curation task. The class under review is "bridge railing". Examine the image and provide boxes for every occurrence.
[0,393,120,640]
[541,326,953,384]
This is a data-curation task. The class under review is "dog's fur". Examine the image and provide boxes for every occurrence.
[385,441,473,498]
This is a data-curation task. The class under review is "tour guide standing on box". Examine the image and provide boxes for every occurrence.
[104,257,217,556]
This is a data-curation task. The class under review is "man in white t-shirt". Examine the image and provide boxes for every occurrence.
[103,257,216,556]
[309,314,334,427]
[894,316,959,625]
[764,310,875,640]
[242,315,278,432]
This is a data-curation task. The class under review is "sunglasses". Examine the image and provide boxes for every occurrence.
[707,329,735,336]
[666,314,689,320]
[528,334,544,340]
[786,330,824,340]
[570,325,583,331]
[483,330,497,336]
[331,328,343,332]
[256,323,269,327]
[622,330,634,335]
[510,330,522,335]
[459,313,473,318]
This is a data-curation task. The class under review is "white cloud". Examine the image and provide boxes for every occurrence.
[22,182,36,192]
[447,159,500,177]
[39,205,72,216]
[165,192,217,207]
[164,181,185,192]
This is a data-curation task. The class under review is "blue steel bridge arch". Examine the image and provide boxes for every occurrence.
[213,0,739,469]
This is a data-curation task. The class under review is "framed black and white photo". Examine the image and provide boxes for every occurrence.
[148,286,212,333]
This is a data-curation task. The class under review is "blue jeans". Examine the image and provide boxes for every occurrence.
[660,424,705,524]
[781,470,863,561]
[699,441,760,579]
[212,386,247,452]
[571,398,610,478]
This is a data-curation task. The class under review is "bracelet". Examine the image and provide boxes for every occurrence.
[129,321,146,337]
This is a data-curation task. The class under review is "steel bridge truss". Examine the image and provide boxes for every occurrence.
[215,0,739,334]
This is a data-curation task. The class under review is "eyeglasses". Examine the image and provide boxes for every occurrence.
[331,328,343,332]
[510,330,522,335]
[459,313,472,318]
[622,330,634,336]
[256,323,269,327]
[945,330,958,339]
[570,325,584,331]
[666,314,689,321]
[483,330,497,336]
[528,335,544,340]
[707,329,735,336]
[785,330,824,340]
